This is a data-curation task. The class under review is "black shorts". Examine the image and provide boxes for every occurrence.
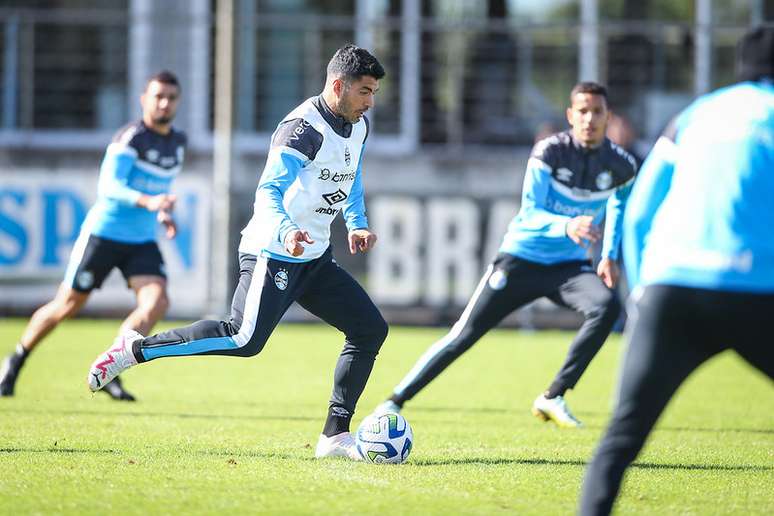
[63,234,166,292]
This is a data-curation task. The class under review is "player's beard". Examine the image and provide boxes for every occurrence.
[153,115,173,125]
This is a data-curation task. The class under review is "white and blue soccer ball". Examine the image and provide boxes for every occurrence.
[355,412,413,464]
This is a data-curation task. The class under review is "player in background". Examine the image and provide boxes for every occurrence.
[0,71,185,401]
[579,25,774,516]
[86,45,387,460]
[375,82,638,428]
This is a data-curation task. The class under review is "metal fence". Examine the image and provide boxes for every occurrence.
[0,0,768,155]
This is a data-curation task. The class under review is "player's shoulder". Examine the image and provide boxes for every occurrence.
[166,126,187,148]
[111,120,143,147]
[271,117,324,161]
[604,139,638,176]
[530,130,569,163]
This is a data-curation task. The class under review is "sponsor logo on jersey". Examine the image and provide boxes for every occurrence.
[318,169,355,183]
[488,269,508,290]
[595,170,613,190]
[77,270,94,290]
[344,145,351,166]
[322,189,348,206]
[315,207,340,215]
[289,120,312,142]
[274,269,289,290]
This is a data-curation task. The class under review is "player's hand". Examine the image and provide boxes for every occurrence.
[566,215,601,248]
[597,257,619,289]
[284,230,314,257]
[141,193,177,212]
[157,209,177,239]
[348,229,377,254]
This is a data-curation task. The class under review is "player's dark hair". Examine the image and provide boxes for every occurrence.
[146,70,181,92]
[570,82,608,104]
[326,44,385,83]
[736,24,774,81]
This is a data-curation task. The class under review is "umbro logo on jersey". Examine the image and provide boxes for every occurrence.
[556,168,573,182]
[322,189,348,206]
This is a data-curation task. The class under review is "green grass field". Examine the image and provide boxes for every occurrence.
[0,318,772,515]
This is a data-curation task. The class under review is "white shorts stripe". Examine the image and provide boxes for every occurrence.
[231,256,269,348]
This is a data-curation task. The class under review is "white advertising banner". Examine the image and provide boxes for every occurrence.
[0,172,211,317]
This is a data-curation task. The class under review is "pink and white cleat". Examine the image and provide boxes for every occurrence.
[88,330,142,392]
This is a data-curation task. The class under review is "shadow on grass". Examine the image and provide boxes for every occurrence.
[0,447,118,454]
[0,407,317,423]
[411,456,773,472]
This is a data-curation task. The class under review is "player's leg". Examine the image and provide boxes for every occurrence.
[579,285,721,516]
[123,276,169,336]
[534,264,621,427]
[295,254,387,459]
[87,254,307,391]
[731,292,774,379]
[381,254,550,411]
[1,233,112,396]
[93,242,170,401]
[0,286,89,396]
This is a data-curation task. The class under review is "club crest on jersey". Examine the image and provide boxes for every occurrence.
[274,269,289,291]
[596,170,613,190]
[344,145,351,166]
[77,270,94,290]
[488,269,508,290]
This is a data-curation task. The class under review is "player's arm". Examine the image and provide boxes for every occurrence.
[98,140,175,212]
[519,157,574,237]
[254,148,305,246]
[254,118,322,254]
[623,132,678,291]
[341,146,376,254]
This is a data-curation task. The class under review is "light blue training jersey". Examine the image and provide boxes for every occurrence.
[500,131,637,264]
[83,121,186,243]
[623,80,774,293]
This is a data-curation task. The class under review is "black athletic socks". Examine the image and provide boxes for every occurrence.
[100,376,136,402]
[545,382,567,399]
[388,394,405,407]
[322,406,353,437]
[0,343,30,396]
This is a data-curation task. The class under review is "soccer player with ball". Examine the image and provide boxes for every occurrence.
[87,44,388,461]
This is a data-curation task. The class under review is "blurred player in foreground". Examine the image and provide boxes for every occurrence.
[87,45,387,460]
[376,82,638,428]
[0,71,185,401]
[579,25,774,515]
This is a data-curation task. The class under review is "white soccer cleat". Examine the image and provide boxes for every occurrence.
[372,400,402,416]
[314,432,363,461]
[88,330,142,392]
[532,394,583,428]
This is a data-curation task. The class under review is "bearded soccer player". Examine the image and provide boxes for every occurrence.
[0,71,185,401]
[86,44,387,460]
